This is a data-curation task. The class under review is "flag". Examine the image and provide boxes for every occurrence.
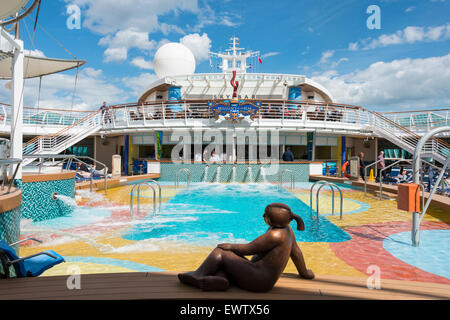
[156,131,163,159]
[258,56,263,64]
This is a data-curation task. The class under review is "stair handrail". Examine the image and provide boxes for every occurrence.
[370,111,450,163]
[22,109,103,155]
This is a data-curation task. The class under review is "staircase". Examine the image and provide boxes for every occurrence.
[370,111,450,164]
[22,110,103,166]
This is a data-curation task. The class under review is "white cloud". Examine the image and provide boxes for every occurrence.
[103,47,127,63]
[352,23,450,50]
[24,49,45,58]
[261,52,280,59]
[131,57,154,70]
[348,42,359,51]
[311,54,450,110]
[179,33,212,63]
[0,68,127,111]
[122,73,159,98]
[320,50,335,64]
[99,28,157,63]
[65,0,198,35]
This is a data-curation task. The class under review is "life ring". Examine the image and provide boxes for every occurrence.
[341,161,350,178]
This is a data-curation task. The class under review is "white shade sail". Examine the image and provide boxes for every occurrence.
[0,55,85,79]
[0,0,30,20]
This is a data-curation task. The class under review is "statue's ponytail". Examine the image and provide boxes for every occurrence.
[292,214,305,231]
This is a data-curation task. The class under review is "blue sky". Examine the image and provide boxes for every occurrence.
[1,0,449,111]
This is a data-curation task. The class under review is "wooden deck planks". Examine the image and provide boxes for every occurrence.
[0,272,449,300]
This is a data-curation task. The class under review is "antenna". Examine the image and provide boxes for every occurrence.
[209,36,260,74]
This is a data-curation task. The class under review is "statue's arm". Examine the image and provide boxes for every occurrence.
[218,230,282,256]
[290,241,315,279]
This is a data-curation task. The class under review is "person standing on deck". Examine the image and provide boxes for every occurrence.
[100,101,112,124]
[282,147,295,162]
[359,152,366,181]
[376,151,386,182]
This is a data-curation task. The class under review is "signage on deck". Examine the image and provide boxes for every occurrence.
[208,100,261,123]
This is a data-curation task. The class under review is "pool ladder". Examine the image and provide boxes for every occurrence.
[175,168,191,189]
[278,169,295,190]
[310,180,343,220]
[130,179,162,219]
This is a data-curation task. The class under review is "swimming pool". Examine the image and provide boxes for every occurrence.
[123,184,352,244]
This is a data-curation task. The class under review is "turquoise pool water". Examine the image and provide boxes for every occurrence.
[123,184,352,244]
[383,230,450,279]
[32,207,113,230]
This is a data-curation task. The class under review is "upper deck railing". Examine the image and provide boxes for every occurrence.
[100,100,372,131]
[0,103,94,129]
[1,99,449,163]
[381,109,450,133]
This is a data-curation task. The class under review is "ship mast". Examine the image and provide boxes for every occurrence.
[210,37,260,74]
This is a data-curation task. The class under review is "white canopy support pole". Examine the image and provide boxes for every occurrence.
[0,26,21,50]
[10,38,24,179]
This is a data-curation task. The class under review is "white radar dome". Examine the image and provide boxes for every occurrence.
[153,42,196,79]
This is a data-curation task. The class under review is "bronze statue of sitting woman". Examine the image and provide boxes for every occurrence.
[178,203,315,292]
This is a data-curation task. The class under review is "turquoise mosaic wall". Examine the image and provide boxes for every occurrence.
[0,206,21,246]
[17,178,76,222]
[159,163,310,183]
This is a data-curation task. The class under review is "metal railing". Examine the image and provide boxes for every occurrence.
[175,168,191,189]
[278,169,295,190]
[310,180,343,220]
[21,110,104,166]
[130,179,162,219]
[0,104,95,128]
[411,127,450,246]
[382,109,450,134]
[23,154,109,193]
[0,158,22,194]
[101,100,371,131]
[371,112,450,165]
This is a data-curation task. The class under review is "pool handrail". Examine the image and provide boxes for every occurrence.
[278,169,295,190]
[130,180,161,218]
[316,182,343,220]
[310,180,332,218]
[310,180,343,220]
[175,168,191,189]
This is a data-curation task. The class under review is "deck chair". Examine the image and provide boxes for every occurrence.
[0,238,64,279]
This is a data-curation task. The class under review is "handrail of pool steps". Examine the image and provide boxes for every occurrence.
[130,180,161,218]
[378,159,413,199]
[412,126,450,246]
[0,158,22,194]
[22,154,109,193]
[310,180,343,220]
[278,169,295,190]
[316,182,343,220]
[175,168,191,189]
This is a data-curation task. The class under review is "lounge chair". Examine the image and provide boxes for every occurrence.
[0,238,64,279]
